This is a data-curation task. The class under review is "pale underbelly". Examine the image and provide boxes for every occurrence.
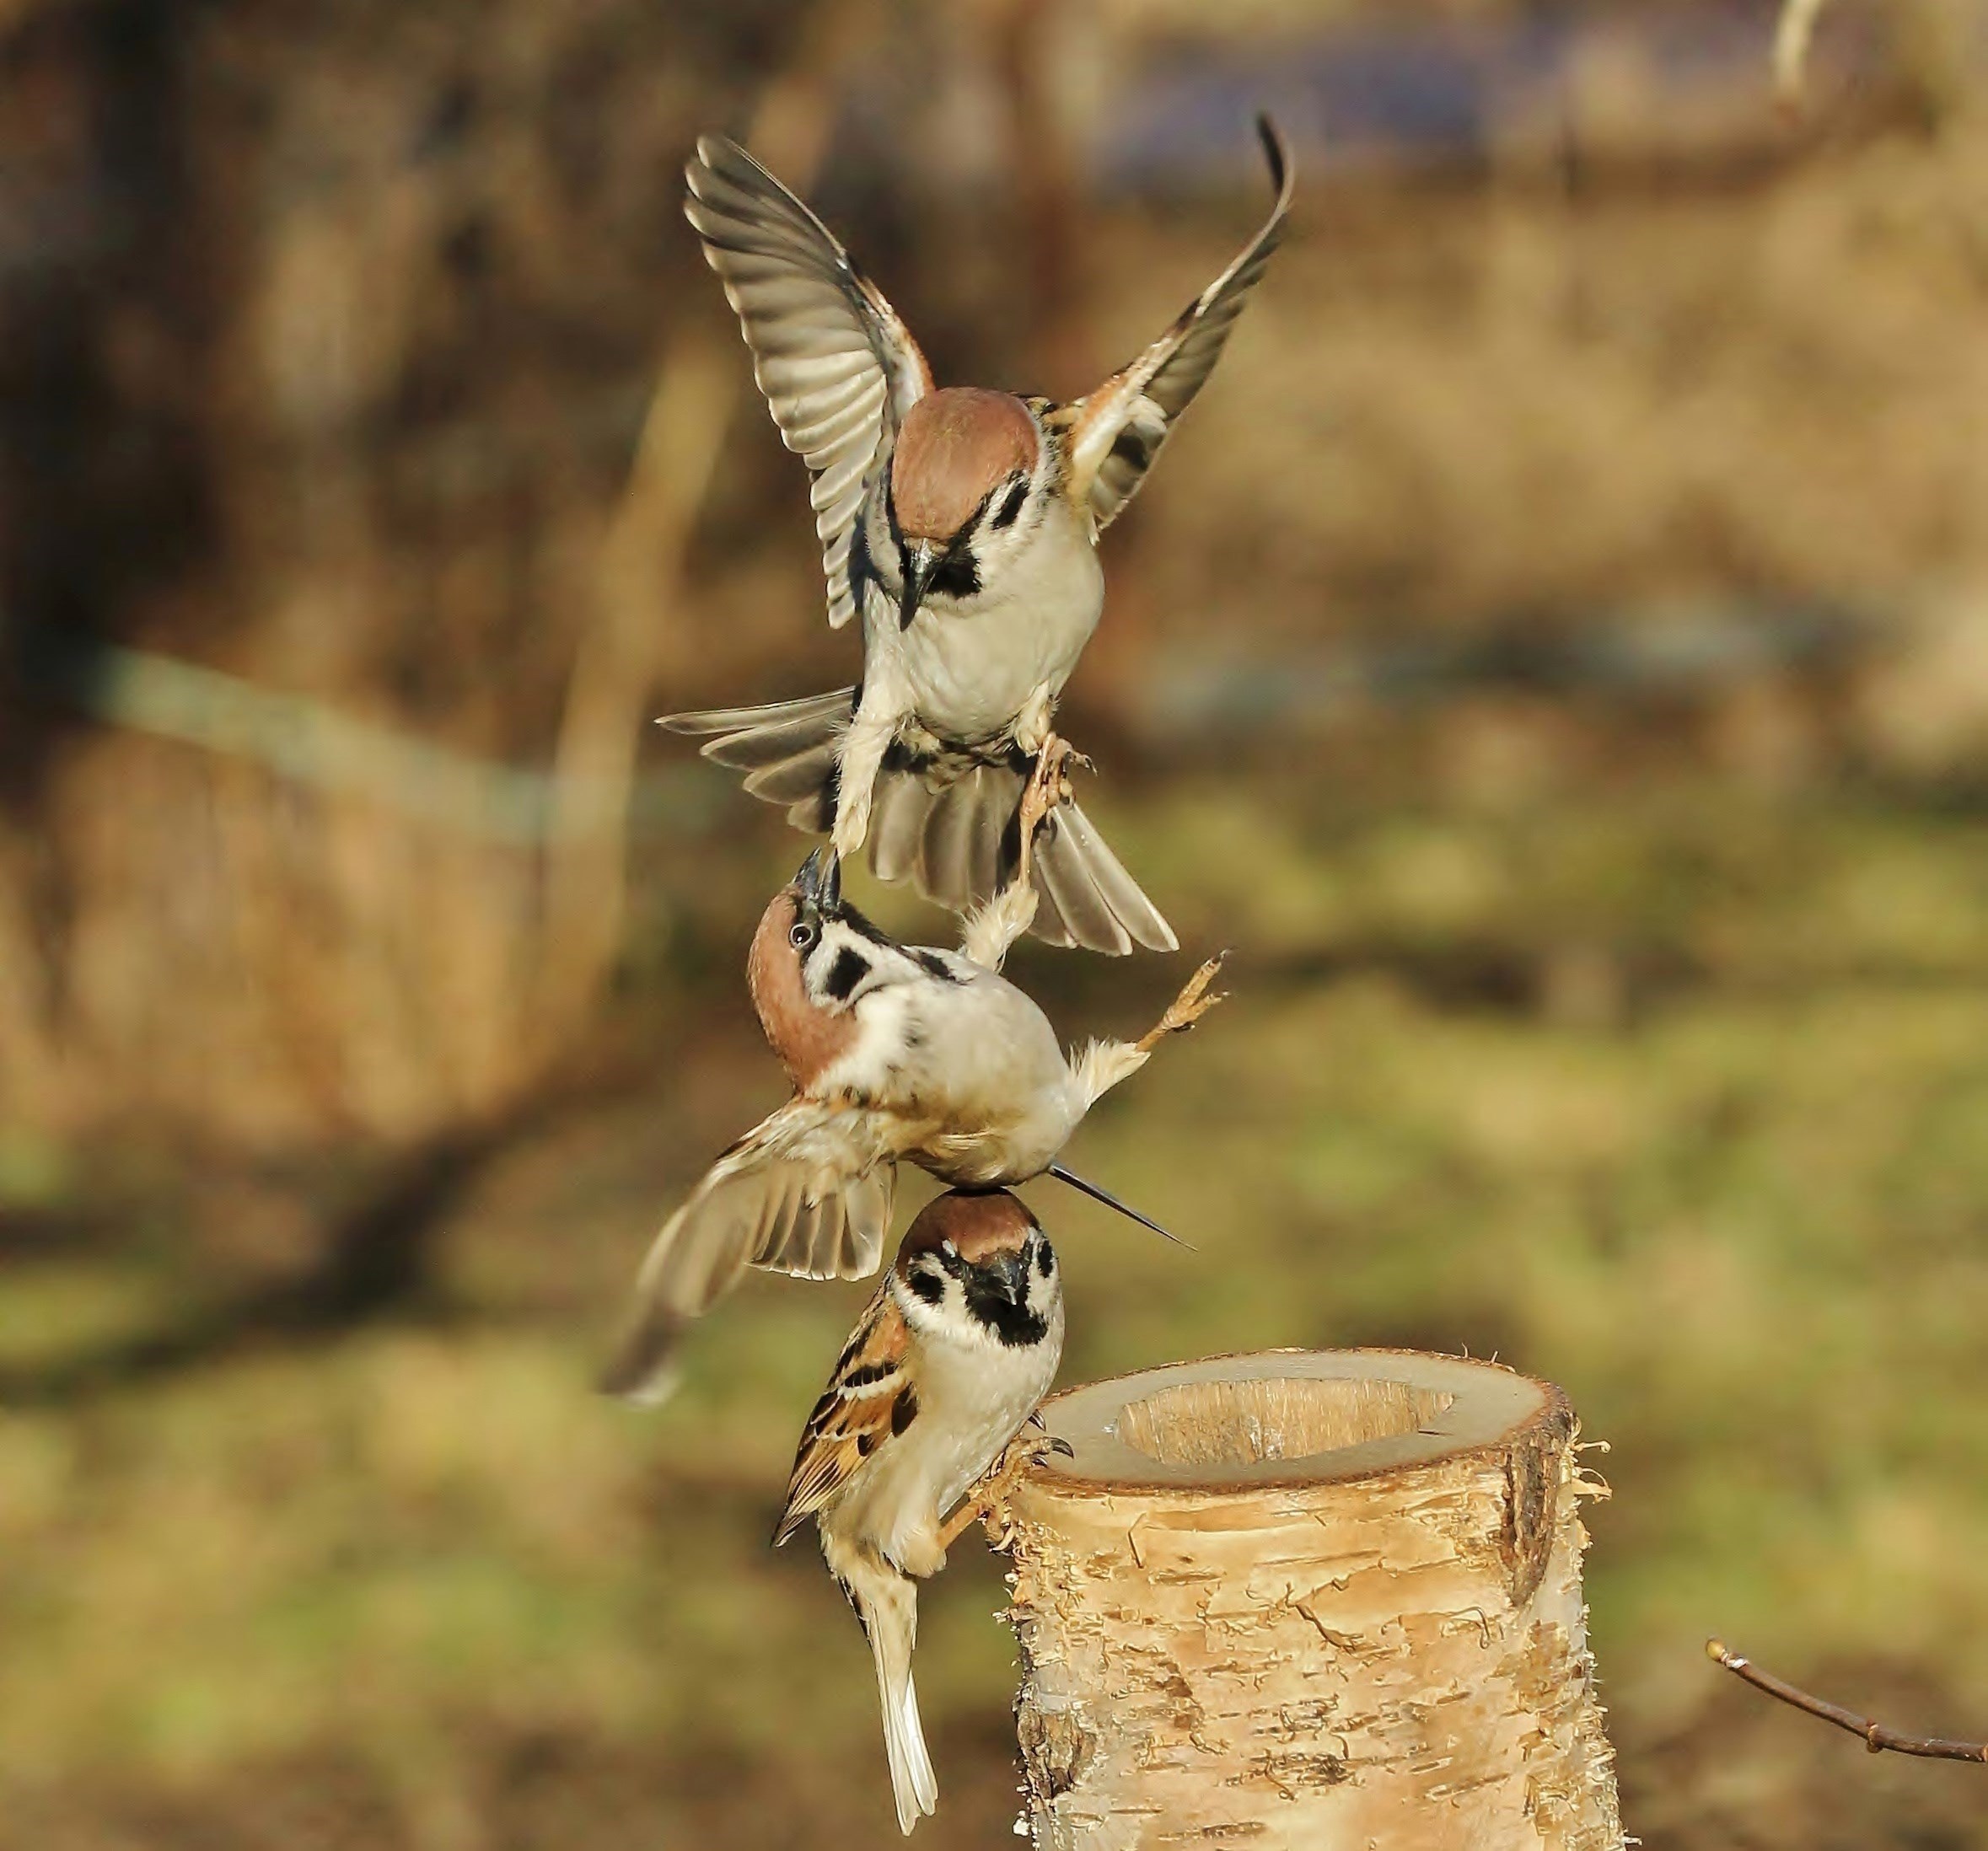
[911,1092,1075,1188]
[877,539,1104,742]
[888,1041,1077,1188]
[904,612,1091,739]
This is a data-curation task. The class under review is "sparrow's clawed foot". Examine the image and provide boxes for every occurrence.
[1024,1405,1078,1462]
[1040,734,1095,795]
[936,1419,1074,1552]
[1003,733,1083,906]
[1135,949,1231,1054]
[1018,734,1083,851]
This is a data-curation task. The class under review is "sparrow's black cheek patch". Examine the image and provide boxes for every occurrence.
[927,550,981,601]
[1037,1242,1056,1279]
[991,480,1028,530]
[911,950,962,985]
[908,1266,944,1306]
[824,947,871,1001]
[891,1386,919,1435]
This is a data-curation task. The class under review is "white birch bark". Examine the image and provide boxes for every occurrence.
[994,1349,1623,1851]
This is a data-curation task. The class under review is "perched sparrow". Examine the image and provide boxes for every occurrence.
[776,1188,1067,1834]
[600,748,1223,1399]
[663,117,1293,954]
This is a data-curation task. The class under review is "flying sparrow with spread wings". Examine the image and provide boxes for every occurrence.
[600,747,1222,1400]
[776,1188,1067,1834]
[663,118,1293,954]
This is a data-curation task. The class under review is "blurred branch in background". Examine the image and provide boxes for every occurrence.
[1775,0,1833,105]
[539,0,879,1037]
[991,0,1090,390]
[1776,0,1987,125]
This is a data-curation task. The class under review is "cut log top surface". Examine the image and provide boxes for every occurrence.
[1025,1346,1567,1497]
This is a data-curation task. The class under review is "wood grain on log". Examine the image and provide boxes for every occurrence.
[997,1349,1623,1849]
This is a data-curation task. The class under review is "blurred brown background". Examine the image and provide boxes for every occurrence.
[4,0,1988,1845]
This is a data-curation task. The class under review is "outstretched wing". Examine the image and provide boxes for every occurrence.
[775,1288,916,1543]
[686,137,933,627]
[1064,116,1293,534]
[599,1097,897,1403]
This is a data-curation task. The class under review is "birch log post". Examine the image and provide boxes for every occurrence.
[994,1349,1623,1850]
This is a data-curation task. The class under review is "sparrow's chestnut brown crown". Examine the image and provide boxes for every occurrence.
[889,389,1037,544]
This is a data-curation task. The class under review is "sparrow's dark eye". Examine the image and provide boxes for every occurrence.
[790,921,816,949]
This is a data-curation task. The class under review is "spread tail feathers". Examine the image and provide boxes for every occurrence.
[660,692,1175,956]
[843,1559,937,1835]
[872,760,1175,955]
[599,1103,895,1404]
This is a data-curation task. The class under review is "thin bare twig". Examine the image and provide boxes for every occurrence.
[1706,1639,1988,1764]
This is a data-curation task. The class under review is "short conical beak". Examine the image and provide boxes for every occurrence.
[992,1248,1031,1306]
[898,541,939,631]
[794,846,841,909]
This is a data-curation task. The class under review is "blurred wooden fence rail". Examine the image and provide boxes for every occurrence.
[997,1349,1622,1849]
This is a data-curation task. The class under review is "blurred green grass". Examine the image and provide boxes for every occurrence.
[6,768,1988,1848]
